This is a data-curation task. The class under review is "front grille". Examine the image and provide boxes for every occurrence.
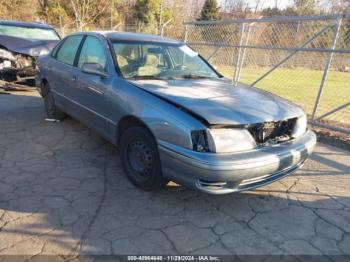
[248,118,297,144]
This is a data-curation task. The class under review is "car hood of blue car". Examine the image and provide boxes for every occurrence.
[129,78,304,125]
[0,35,59,57]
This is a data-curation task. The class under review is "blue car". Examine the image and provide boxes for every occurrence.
[36,32,316,194]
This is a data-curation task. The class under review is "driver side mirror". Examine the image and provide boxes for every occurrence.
[81,63,108,78]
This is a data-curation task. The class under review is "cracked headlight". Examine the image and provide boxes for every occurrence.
[0,48,15,61]
[191,130,209,152]
[191,128,257,153]
[291,114,307,138]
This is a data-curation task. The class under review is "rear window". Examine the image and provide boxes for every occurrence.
[0,24,60,40]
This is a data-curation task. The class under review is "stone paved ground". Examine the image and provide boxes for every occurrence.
[0,91,349,257]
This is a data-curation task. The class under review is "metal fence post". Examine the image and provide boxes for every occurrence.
[160,19,172,37]
[182,24,189,64]
[236,23,252,84]
[184,24,188,43]
[311,17,342,120]
[233,23,245,85]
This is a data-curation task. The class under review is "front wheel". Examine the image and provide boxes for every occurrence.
[41,82,66,120]
[119,126,168,191]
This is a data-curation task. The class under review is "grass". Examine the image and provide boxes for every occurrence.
[216,66,350,125]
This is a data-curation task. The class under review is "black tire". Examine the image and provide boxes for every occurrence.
[120,126,168,191]
[41,82,66,120]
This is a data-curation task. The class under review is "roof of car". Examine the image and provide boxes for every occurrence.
[89,31,182,44]
[0,20,55,29]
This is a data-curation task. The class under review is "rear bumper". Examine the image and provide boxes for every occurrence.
[158,130,317,194]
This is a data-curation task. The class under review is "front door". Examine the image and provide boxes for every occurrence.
[73,35,114,141]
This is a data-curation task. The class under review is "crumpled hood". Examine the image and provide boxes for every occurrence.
[129,78,304,125]
[0,35,59,57]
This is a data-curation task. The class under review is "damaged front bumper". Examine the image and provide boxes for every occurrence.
[0,49,36,89]
[159,129,317,194]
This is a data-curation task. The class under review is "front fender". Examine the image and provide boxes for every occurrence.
[111,79,207,150]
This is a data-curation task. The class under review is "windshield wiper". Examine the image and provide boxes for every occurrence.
[128,75,168,80]
[178,74,213,79]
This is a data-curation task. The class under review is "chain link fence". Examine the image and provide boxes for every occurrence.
[167,14,350,135]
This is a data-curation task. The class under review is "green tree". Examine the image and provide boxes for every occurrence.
[293,0,317,15]
[199,0,220,21]
[45,2,69,25]
[162,8,173,23]
[133,0,160,24]
[261,7,282,17]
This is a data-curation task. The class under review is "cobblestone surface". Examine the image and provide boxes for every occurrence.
[0,91,349,256]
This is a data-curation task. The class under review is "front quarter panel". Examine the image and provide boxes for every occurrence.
[109,78,206,150]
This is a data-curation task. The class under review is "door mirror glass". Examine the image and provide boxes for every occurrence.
[81,63,108,77]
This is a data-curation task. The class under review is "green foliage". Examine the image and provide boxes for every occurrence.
[261,7,281,17]
[162,8,173,23]
[294,0,317,15]
[133,0,160,24]
[199,0,220,21]
[45,3,69,25]
[261,0,317,18]
[283,7,299,16]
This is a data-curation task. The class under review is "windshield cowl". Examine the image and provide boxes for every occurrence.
[128,74,219,81]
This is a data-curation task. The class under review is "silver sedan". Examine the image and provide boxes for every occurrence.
[36,31,316,194]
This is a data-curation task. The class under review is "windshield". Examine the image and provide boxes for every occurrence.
[112,42,219,80]
[0,25,60,40]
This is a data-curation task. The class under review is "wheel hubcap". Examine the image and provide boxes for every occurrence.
[127,139,153,178]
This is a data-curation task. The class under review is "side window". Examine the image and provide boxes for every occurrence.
[78,36,107,69]
[51,41,62,58]
[56,35,83,65]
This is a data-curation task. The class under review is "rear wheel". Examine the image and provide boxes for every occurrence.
[41,82,66,120]
[120,126,168,190]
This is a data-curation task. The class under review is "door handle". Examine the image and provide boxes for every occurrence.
[71,76,77,82]
[86,86,104,95]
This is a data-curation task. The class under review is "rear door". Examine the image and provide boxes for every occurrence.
[47,34,84,111]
